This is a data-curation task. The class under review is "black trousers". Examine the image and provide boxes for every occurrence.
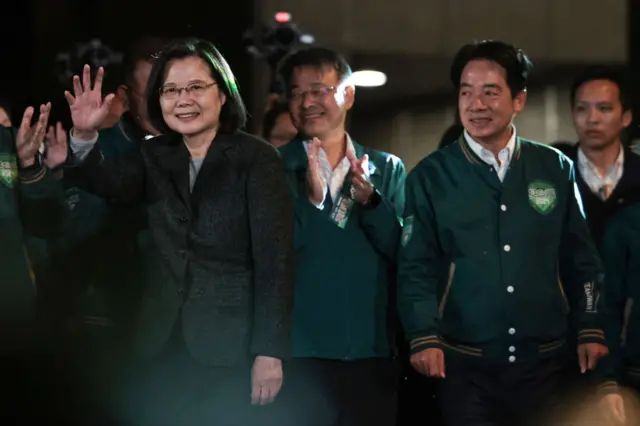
[271,357,398,426]
[439,355,565,426]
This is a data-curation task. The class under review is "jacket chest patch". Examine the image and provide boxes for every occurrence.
[527,180,557,215]
[0,153,18,188]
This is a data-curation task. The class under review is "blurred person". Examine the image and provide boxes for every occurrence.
[43,36,169,426]
[55,38,294,426]
[596,202,640,425]
[274,47,406,426]
[117,36,167,138]
[555,66,640,248]
[0,103,68,421]
[0,98,13,127]
[262,99,297,147]
[397,40,609,426]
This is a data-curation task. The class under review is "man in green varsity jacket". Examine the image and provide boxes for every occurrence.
[275,47,406,426]
[0,103,67,420]
[397,40,612,426]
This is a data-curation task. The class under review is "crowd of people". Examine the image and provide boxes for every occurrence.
[1,35,639,426]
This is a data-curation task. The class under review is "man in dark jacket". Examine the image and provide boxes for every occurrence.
[554,66,640,248]
[398,40,609,426]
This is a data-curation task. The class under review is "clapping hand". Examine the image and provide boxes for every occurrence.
[346,150,374,205]
[15,103,51,168]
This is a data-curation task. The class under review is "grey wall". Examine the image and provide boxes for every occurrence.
[350,86,578,171]
[262,0,627,62]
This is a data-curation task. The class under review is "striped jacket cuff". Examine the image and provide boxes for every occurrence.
[19,165,47,184]
[409,335,441,354]
[577,328,606,344]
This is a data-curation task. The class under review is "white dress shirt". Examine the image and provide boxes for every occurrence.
[464,126,516,182]
[577,147,624,200]
[304,134,366,209]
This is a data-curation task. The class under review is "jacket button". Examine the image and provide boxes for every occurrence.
[178,216,188,223]
[177,288,184,294]
[178,250,186,259]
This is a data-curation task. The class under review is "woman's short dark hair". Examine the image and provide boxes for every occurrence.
[146,38,247,134]
[450,40,534,98]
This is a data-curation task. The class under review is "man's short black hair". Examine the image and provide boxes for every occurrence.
[570,65,631,111]
[146,38,247,135]
[450,40,534,98]
[277,47,352,95]
[122,36,170,87]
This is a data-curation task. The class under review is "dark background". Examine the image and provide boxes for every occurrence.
[0,0,256,128]
[0,0,638,145]
[630,0,640,141]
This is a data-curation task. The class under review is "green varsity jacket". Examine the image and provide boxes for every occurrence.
[279,137,406,359]
[398,136,605,364]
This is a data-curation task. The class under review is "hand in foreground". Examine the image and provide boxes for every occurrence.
[44,122,69,169]
[251,355,283,405]
[410,348,445,379]
[346,149,374,205]
[15,103,51,167]
[599,392,626,425]
[306,137,326,205]
[578,343,608,373]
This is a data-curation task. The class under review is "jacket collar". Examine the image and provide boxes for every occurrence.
[457,132,523,166]
[153,131,241,207]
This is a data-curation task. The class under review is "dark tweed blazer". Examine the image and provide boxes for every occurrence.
[68,130,295,366]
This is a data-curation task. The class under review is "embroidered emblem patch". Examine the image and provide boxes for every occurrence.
[527,180,557,214]
[0,153,18,188]
[402,215,414,247]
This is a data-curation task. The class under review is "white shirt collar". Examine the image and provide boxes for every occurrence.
[463,126,516,164]
[577,145,624,179]
[577,145,624,199]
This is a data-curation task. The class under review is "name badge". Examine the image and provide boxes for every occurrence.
[329,193,354,229]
